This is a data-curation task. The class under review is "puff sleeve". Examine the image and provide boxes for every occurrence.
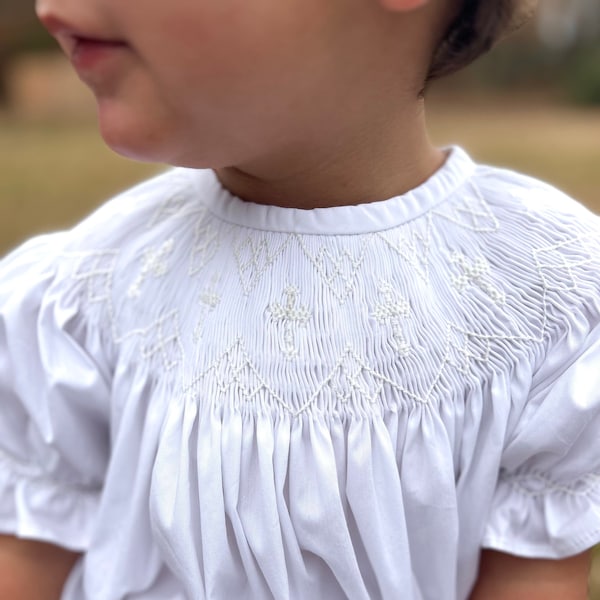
[482,310,600,558]
[0,235,111,551]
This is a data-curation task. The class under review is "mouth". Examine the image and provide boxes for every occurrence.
[68,36,129,72]
[38,12,129,73]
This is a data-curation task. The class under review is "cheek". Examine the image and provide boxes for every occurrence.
[135,1,322,95]
[94,69,243,167]
[96,1,342,165]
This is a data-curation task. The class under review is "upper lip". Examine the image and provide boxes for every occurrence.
[38,12,125,45]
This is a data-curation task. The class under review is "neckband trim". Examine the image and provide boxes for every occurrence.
[195,146,475,235]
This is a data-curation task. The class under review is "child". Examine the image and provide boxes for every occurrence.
[1,0,598,598]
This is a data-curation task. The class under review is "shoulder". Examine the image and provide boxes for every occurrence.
[0,167,207,345]
[1,166,201,278]
[427,157,600,367]
[471,163,600,237]
[61,167,205,254]
[464,163,600,285]
[461,161,600,344]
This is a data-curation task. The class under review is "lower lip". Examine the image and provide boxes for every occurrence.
[71,38,129,73]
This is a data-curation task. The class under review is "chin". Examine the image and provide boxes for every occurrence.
[94,97,243,169]
[96,98,177,164]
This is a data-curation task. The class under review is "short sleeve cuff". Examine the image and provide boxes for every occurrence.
[0,452,101,552]
[482,469,600,558]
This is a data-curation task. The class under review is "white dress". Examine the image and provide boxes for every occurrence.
[1,147,599,600]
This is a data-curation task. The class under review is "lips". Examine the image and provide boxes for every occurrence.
[37,12,129,73]
[69,36,129,72]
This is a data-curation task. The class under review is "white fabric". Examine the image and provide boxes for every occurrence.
[1,147,600,600]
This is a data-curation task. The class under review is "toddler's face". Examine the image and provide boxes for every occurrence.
[36,0,364,168]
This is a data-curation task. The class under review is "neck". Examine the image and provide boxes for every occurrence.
[214,100,444,210]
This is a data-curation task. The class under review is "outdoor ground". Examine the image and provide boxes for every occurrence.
[0,90,599,597]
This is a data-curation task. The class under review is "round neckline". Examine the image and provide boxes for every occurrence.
[197,146,475,235]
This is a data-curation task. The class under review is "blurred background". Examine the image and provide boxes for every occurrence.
[0,1,599,255]
[0,2,599,596]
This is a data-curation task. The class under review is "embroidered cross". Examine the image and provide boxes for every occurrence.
[193,274,221,342]
[450,252,505,305]
[372,282,411,357]
[269,286,311,359]
[128,238,175,299]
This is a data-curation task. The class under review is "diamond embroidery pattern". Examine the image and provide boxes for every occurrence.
[71,250,118,304]
[139,310,183,371]
[295,347,397,414]
[378,214,433,282]
[189,211,221,276]
[186,340,292,412]
[146,188,190,229]
[448,329,492,375]
[234,234,291,295]
[533,234,595,292]
[296,235,369,303]
[434,184,499,232]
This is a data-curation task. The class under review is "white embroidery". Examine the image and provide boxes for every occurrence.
[433,183,499,232]
[71,250,118,304]
[533,233,595,292]
[61,163,600,417]
[268,286,312,359]
[295,346,416,415]
[449,329,492,375]
[450,252,506,305]
[326,353,385,405]
[296,235,369,303]
[146,188,189,229]
[501,470,600,498]
[234,233,290,294]
[189,211,221,276]
[128,239,175,299]
[193,274,222,342]
[185,339,293,413]
[372,282,411,357]
[378,214,433,282]
[140,309,183,371]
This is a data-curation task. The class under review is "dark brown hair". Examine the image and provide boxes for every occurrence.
[428,0,531,80]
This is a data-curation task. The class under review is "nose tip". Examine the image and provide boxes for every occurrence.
[35,0,51,23]
[35,3,69,35]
